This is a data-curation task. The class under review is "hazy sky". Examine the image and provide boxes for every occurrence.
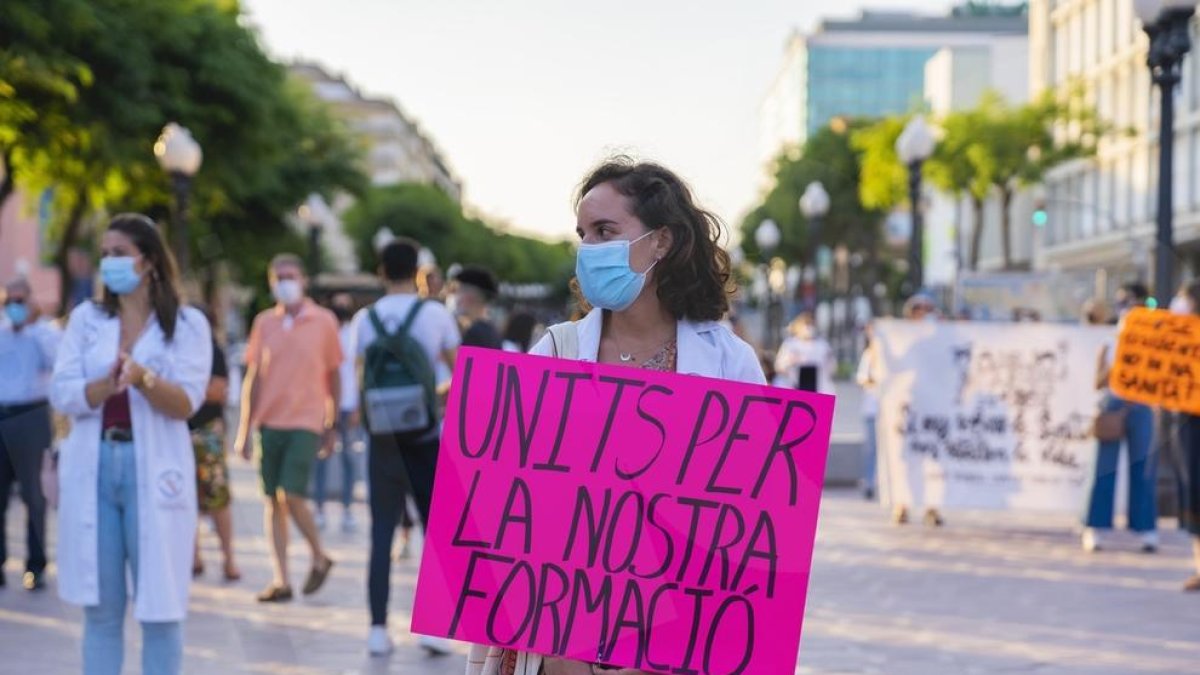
[244,0,950,241]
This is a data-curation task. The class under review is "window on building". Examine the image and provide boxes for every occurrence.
[1084,4,1098,68]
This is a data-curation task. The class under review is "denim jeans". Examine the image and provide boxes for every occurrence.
[1085,397,1158,532]
[861,415,877,492]
[83,440,183,675]
[314,410,360,510]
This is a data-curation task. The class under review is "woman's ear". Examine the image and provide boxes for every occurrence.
[653,227,673,260]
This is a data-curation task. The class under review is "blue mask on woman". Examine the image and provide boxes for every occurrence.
[4,302,28,326]
[575,230,659,312]
[100,256,143,295]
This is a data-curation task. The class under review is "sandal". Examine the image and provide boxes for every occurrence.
[192,562,205,578]
[223,563,242,582]
[302,557,335,596]
[256,584,294,603]
[1184,575,1200,592]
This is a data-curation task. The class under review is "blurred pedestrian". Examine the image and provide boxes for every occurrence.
[451,265,503,349]
[51,214,212,675]
[893,293,944,527]
[773,313,835,394]
[356,238,459,657]
[1169,280,1200,590]
[235,254,339,603]
[855,323,880,501]
[189,305,240,582]
[313,292,362,534]
[502,310,540,353]
[1082,282,1157,553]
[418,262,445,302]
[0,277,60,590]
[468,157,765,675]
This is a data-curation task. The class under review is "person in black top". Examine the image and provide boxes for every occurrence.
[450,265,503,349]
[190,309,240,581]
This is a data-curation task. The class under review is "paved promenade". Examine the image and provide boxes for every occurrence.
[2,462,1198,674]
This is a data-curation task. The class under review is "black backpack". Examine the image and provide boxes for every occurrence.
[360,301,438,438]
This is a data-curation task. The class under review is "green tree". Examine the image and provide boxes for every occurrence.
[2,0,365,310]
[851,116,909,213]
[853,90,1104,271]
[343,182,575,289]
[923,106,993,269]
[741,121,884,266]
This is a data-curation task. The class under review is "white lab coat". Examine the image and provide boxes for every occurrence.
[529,308,766,388]
[51,302,212,622]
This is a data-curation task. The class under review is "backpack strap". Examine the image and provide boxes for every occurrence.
[398,299,425,337]
[546,321,579,360]
[367,307,388,339]
[369,300,425,339]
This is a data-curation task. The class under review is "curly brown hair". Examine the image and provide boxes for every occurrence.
[575,157,733,322]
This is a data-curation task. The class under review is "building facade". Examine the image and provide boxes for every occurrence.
[759,10,1028,173]
[1030,0,1200,294]
[291,63,461,200]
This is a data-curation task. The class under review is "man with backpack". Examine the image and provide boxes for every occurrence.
[354,238,460,657]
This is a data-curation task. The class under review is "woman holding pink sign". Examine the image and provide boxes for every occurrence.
[464,157,765,675]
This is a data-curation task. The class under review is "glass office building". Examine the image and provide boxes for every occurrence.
[759,11,1027,169]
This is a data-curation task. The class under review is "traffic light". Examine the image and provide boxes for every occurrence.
[1032,202,1048,228]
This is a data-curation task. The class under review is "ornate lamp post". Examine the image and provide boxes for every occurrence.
[297,193,330,280]
[896,116,936,296]
[154,123,202,272]
[1134,0,1196,302]
[755,218,782,351]
[799,181,830,313]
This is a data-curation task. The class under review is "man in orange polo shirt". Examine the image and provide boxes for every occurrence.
[235,254,340,602]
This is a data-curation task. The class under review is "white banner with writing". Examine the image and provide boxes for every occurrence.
[875,320,1114,513]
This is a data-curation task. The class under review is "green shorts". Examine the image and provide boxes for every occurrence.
[259,428,320,497]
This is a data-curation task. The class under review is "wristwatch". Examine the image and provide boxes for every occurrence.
[140,369,158,391]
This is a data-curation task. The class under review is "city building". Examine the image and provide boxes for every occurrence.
[290,62,463,272]
[291,62,461,200]
[1029,0,1200,294]
[922,39,1031,285]
[758,9,1028,175]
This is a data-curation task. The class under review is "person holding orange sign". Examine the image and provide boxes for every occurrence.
[1170,280,1200,591]
[1082,283,1158,554]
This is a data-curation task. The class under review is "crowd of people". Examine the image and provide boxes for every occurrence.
[1,157,1199,675]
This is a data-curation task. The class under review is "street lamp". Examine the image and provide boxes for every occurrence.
[154,123,202,272]
[298,193,329,280]
[896,115,936,296]
[799,181,830,313]
[1134,0,1196,303]
[755,219,782,351]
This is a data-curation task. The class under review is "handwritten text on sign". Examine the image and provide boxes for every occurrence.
[411,348,834,674]
[1110,307,1200,415]
[875,320,1111,513]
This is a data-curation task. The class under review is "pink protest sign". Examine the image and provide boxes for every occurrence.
[412,347,834,674]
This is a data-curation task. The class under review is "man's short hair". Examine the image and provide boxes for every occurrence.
[380,238,421,282]
[453,265,498,301]
[270,253,305,275]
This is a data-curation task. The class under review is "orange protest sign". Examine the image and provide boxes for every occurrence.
[1109,307,1200,414]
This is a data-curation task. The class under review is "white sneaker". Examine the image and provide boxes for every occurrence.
[367,626,393,656]
[418,634,452,656]
[342,511,358,534]
[315,511,327,532]
[1081,528,1102,552]
[1140,531,1159,553]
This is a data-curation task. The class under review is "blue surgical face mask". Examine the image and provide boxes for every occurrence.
[4,302,28,326]
[100,256,143,295]
[575,230,659,312]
